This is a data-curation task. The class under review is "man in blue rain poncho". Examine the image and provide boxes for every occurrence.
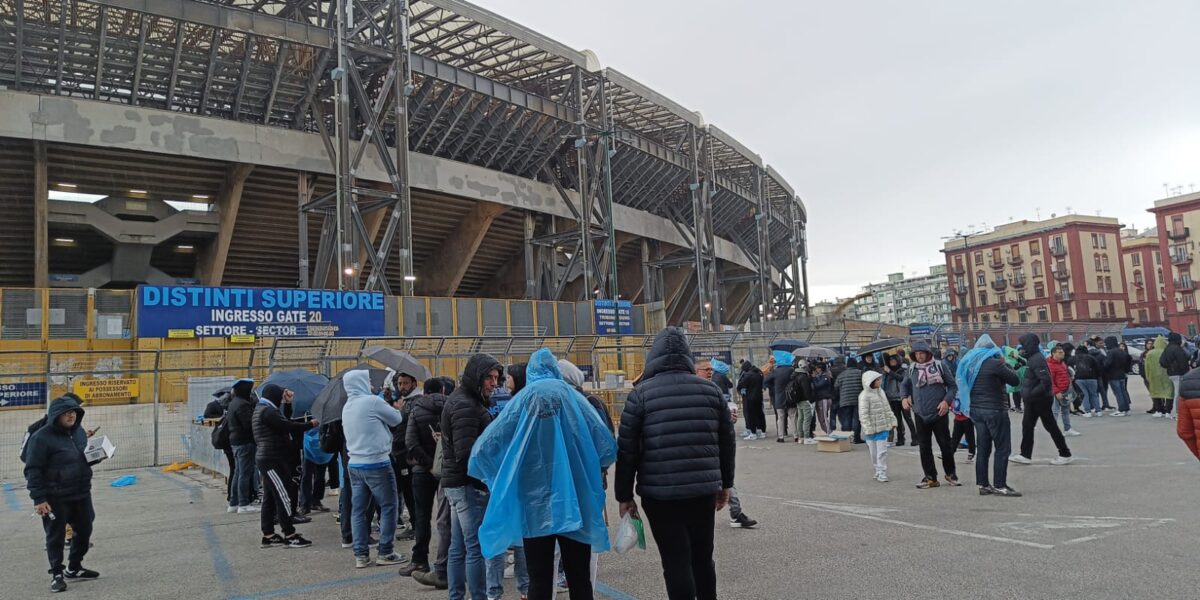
[956,334,1021,496]
[468,348,616,600]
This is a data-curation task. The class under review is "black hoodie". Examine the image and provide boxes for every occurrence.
[1160,333,1190,376]
[1102,336,1132,380]
[24,395,93,504]
[615,328,735,503]
[1018,333,1053,403]
[440,353,502,489]
[252,383,312,465]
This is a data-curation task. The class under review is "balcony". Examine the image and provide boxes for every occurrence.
[991,279,1008,291]
[989,258,1005,270]
[1176,279,1196,292]
[1011,276,1027,289]
[952,265,965,276]
[1008,255,1024,266]
[997,298,1010,310]
[1172,253,1193,267]
[1016,297,1028,309]
[1057,291,1074,302]
[954,284,969,296]
[1053,269,1070,281]
[1050,245,1068,258]
[1168,227,1190,241]
[1133,279,1144,288]
[952,305,971,316]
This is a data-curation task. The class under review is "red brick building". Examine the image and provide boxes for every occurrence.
[1148,191,1200,335]
[942,216,1128,325]
[1120,229,1167,326]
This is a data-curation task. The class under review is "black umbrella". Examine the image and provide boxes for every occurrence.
[769,338,810,352]
[310,364,391,424]
[361,346,432,380]
[258,369,330,416]
[857,338,907,355]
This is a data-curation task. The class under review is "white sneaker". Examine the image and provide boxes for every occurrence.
[237,506,261,514]
[741,431,755,440]
[757,432,767,439]
[1009,455,1033,465]
[1050,456,1075,465]
[877,473,889,482]
[1153,412,1165,419]
[1110,411,1127,417]
[1064,429,1081,436]
[1082,412,1094,418]
[1103,407,1114,412]
[227,506,238,513]
[803,438,818,445]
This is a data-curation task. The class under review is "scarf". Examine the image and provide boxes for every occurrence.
[915,359,943,388]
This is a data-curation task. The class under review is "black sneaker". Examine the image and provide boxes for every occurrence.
[50,573,67,593]
[297,506,311,517]
[292,514,313,524]
[413,569,449,590]
[909,440,918,447]
[776,438,786,443]
[994,486,1023,497]
[64,567,99,579]
[261,534,287,548]
[398,563,429,577]
[284,534,313,548]
[730,513,758,528]
[978,485,995,495]
[396,528,416,541]
[916,478,940,489]
[310,502,331,513]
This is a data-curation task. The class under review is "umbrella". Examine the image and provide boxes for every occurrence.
[362,346,432,380]
[769,338,810,352]
[310,364,392,424]
[792,346,837,359]
[258,369,329,416]
[857,338,908,355]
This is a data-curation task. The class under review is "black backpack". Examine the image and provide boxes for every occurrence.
[318,420,345,454]
[786,370,810,406]
[211,414,232,450]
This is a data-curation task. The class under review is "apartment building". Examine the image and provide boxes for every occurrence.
[942,215,1128,324]
[1120,228,1167,326]
[852,265,951,325]
[1149,191,1200,335]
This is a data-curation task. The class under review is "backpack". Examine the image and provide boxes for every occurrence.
[786,370,810,406]
[18,415,48,463]
[210,414,232,450]
[318,420,345,455]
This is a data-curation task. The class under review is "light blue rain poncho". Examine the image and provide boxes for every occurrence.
[468,348,617,560]
[955,334,1003,415]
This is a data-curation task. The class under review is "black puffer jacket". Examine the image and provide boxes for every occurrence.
[440,354,501,489]
[1019,334,1053,404]
[252,385,313,465]
[969,356,1021,412]
[1179,365,1200,399]
[1102,337,1132,380]
[227,390,256,446]
[204,391,233,419]
[406,393,447,472]
[738,368,764,405]
[24,396,93,504]
[1071,350,1101,380]
[1161,333,1191,377]
[834,367,864,408]
[811,371,834,401]
[615,328,736,503]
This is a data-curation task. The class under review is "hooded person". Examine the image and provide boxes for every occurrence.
[860,352,880,373]
[763,350,796,440]
[403,378,451,580]
[737,361,767,439]
[340,370,406,567]
[809,362,836,435]
[469,349,617,600]
[958,334,1021,496]
[1102,336,1133,416]
[226,378,260,513]
[24,395,100,592]
[833,358,864,442]
[882,353,916,446]
[1011,334,1074,467]
[615,328,736,600]
[900,341,960,488]
[252,383,317,548]
[1161,332,1190,418]
[859,371,898,482]
[1145,336,1174,416]
[1003,347,1027,412]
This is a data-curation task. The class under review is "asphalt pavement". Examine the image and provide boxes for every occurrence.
[1,382,1196,599]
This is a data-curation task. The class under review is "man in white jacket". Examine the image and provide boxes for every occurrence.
[342,370,408,569]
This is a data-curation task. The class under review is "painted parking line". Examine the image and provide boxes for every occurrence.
[228,574,639,600]
[3,482,22,512]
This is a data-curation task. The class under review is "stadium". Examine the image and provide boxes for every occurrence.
[0,0,808,331]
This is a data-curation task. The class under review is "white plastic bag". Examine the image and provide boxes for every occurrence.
[614,513,640,554]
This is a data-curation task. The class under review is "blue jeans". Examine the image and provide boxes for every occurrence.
[350,466,397,557]
[446,485,488,600]
[231,443,257,507]
[1108,378,1131,413]
[487,546,529,598]
[1077,379,1101,413]
[971,408,1011,489]
[1052,397,1072,431]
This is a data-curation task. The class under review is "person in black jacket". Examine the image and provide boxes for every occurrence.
[226,378,259,513]
[24,395,101,592]
[402,378,450,578]
[386,373,417,543]
[616,328,736,600]
[1011,334,1073,466]
[204,390,238,510]
[1102,336,1134,416]
[882,354,917,446]
[834,359,864,443]
[763,357,795,441]
[963,340,1021,496]
[253,384,317,548]
[441,353,502,600]
[1160,332,1190,418]
[1070,344,1102,416]
[737,362,766,439]
[810,363,835,435]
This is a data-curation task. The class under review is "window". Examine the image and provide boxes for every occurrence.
[1136,288,1146,303]
[1038,307,1048,322]
[1139,309,1148,323]
[1172,215,1185,237]
[1031,240,1041,255]
[954,257,963,271]
[977,271,986,286]
[1097,275,1104,291]
[1101,255,1109,271]
[979,291,988,306]
[992,248,1002,264]
[1155,251,1161,265]
[1094,254,1102,270]
[1190,323,1198,338]
[1032,260,1043,277]
[1132,253,1141,267]
[1106,276,1113,293]
[1034,282,1045,298]
[1186,294,1196,309]
[1010,244,1020,257]
[1100,235,1107,249]
[1109,301,1117,317]
[1100,303,1109,318]
[1053,235,1064,250]
[982,313,991,324]
[1017,292,1026,303]
[974,251,983,265]
[1062,304,1073,319]
[1134,270,1143,285]
[1091,233,1099,249]
[1018,311,1028,323]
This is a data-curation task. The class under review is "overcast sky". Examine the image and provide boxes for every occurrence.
[489,0,1200,303]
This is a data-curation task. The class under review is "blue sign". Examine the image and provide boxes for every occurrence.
[136,285,386,338]
[0,382,47,407]
[693,350,733,366]
[909,324,935,336]
[594,300,633,335]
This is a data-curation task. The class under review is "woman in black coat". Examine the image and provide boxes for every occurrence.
[738,362,766,439]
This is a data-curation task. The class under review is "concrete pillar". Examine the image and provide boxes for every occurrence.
[420,201,509,297]
[33,141,48,288]
[617,254,645,304]
[198,163,255,285]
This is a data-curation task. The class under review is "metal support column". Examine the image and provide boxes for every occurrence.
[524,212,537,299]
[689,126,711,331]
[755,168,773,321]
